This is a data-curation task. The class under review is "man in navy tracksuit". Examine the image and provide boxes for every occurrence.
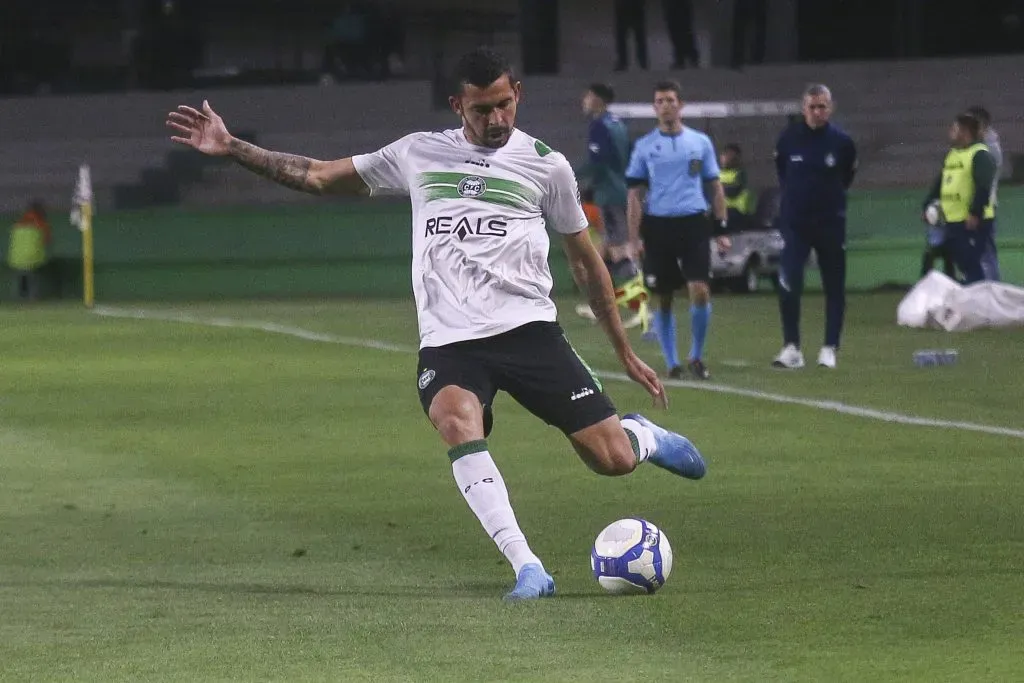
[772,84,857,370]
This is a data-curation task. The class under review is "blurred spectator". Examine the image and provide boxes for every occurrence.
[719,142,754,231]
[6,201,52,301]
[663,0,699,69]
[0,6,71,94]
[135,0,202,91]
[731,0,767,69]
[614,0,648,71]
[966,105,1002,281]
[322,1,376,81]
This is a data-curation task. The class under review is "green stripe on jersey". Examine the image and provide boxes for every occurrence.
[417,172,539,207]
[422,186,528,210]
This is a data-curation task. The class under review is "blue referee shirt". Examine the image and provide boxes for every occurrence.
[626,127,720,217]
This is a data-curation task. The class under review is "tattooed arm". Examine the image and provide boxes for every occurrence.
[562,230,667,406]
[227,138,368,196]
[562,229,629,354]
[166,100,368,196]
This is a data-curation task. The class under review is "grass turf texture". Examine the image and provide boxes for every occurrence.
[2,293,1022,682]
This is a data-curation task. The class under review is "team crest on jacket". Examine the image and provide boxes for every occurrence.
[457,176,487,197]
[825,153,836,167]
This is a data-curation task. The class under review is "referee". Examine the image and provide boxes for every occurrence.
[626,80,729,380]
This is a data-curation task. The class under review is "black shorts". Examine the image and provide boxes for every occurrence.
[416,322,617,437]
[641,214,712,293]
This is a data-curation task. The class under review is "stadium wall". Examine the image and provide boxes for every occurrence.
[2,189,1021,302]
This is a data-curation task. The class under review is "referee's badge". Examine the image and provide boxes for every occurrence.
[688,158,703,176]
[825,153,836,167]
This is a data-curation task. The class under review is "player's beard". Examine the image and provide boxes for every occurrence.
[482,126,511,148]
[465,116,511,148]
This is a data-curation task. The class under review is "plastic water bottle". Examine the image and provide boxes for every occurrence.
[913,349,959,367]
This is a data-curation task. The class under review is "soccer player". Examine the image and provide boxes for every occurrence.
[772,84,857,370]
[625,80,730,380]
[920,112,997,286]
[166,48,706,601]
[575,82,650,331]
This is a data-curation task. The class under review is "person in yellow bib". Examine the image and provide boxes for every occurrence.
[6,201,52,301]
[921,113,996,285]
[719,143,753,232]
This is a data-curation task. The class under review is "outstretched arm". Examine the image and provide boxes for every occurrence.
[166,100,369,196]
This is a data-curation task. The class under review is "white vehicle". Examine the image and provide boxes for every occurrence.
[709,188,816,294]
[710,225,785,293]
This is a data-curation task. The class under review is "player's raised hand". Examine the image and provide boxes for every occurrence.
[620,349,668,409]
[166,100,232,156]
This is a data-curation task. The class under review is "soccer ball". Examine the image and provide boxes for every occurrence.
[591,518,673,595]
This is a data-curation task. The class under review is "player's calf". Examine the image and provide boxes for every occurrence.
[569,416,639,476]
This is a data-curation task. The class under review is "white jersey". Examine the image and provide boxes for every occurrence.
[353,128,589,348]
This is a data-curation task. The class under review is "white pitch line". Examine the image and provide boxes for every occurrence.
[93,306,1024,440]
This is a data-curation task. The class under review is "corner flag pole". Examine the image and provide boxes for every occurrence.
[72,164,95,308]
[82,203,95,308]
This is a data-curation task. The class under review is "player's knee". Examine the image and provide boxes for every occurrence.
[689,282,710,305]
[429,390,484,445]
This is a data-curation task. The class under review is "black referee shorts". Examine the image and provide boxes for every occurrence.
[415,322,617,437]
[641,214,712,294]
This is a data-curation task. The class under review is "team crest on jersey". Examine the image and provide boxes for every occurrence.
[457,176,487,197]
[825,153,836,167]
[688,158,703,176]
[418,369,436,390]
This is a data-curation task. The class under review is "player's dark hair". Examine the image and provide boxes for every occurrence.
[589,83,615,104]
[654,80,682,99]
[723,143,742,156]
[965,105,991,126]
[955,113,981,140]
[451,48,516,96]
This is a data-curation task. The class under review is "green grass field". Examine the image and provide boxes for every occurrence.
[2,293,1022,682]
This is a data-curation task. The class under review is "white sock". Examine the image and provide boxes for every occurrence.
[620,418,656,463]
[449,441,542,577]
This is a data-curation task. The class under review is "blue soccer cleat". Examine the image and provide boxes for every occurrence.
[503,563,555,602]
[624,413,706,480]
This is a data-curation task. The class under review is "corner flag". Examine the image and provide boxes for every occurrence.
[70,164,94,307]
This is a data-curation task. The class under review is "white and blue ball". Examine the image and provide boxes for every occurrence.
[591,518,673,595]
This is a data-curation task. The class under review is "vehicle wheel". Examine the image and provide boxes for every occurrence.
[735,256,761,293]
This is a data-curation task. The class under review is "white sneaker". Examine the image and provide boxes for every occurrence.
[575,303,597,322]
[817,346,837,369]
[772,344,805,369]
